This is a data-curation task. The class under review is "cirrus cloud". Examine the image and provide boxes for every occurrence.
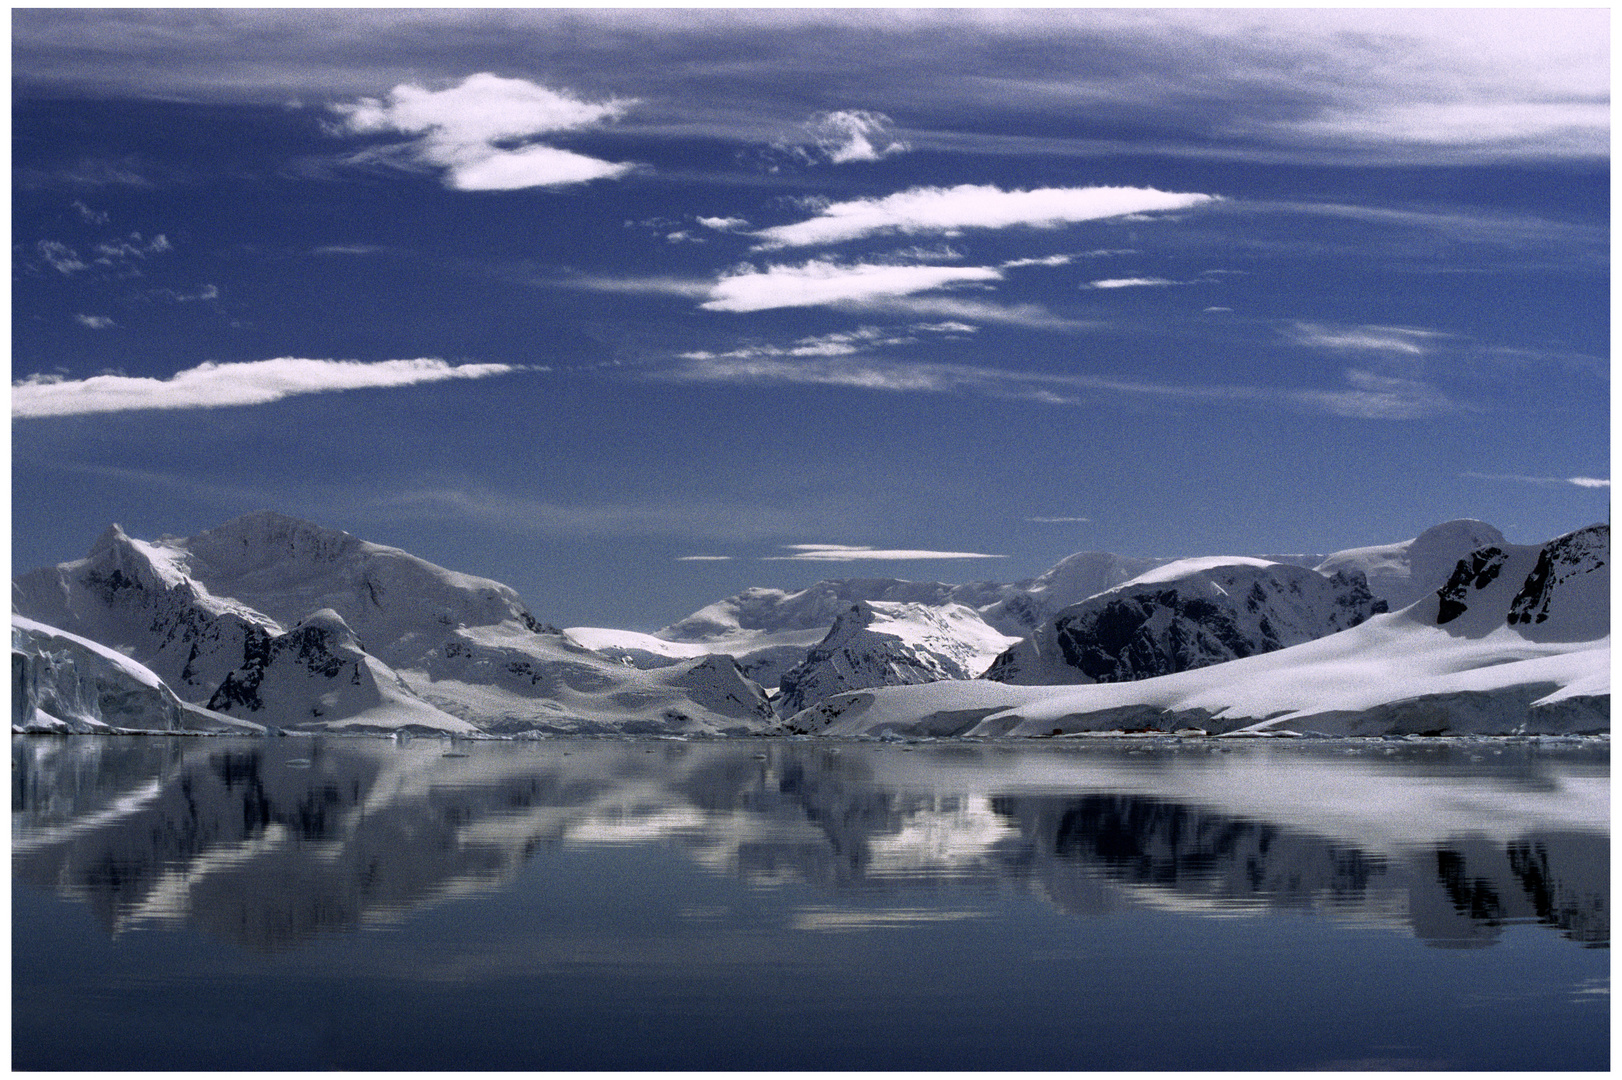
[332,72,636,190]
[13,357,529,418]
[752,184,1218,249]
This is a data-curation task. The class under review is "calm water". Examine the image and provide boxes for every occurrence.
[13,733,1609,1070]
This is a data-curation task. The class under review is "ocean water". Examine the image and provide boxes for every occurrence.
[12,733,1609,1070]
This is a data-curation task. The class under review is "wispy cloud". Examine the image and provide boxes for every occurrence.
[371,487,849,541]
[681,322,969,362]
[1027,516,1090,524]
[751,184,1218,249]
[1462,472,1610,490]
[675,555,733,562]
[658,354,1457,420]
[701,259,1003,313]
[1284,321,1449,357]
[1291,370,1457,421]
[554,274,712,299]
[332,73,637,190]
[13,357,529,418]
[764,543,1005,562]
[74,314,115,329]
[1087,277,1182,289]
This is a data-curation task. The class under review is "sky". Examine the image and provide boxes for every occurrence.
[11,8,1611,631]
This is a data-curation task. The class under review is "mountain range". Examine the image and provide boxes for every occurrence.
[12,511,1608,737]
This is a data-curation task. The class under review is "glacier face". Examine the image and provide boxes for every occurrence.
[12,616,261,734]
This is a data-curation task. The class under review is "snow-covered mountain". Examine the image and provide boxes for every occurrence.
[13,511,778,736]
[1315,518,1507,610]
[983,558,1384,685]
[205,608,479,735]
[565,552,1172,689]
[973,551,1173,634]
[772,601,1021,715]
[785,524,1609,738]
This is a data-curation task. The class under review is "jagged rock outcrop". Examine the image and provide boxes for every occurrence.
[983,558,1385,685]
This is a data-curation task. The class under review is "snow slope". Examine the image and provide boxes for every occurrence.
[13,512,780,736]
[785,524,1608,738]
[13,615,262,734]
[984,558,1383,685]
[773,601,1021,714]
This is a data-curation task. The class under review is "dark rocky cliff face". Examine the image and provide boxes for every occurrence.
[985,562,1385,685]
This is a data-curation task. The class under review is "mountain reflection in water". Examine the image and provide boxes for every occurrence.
[12,734,1608,953]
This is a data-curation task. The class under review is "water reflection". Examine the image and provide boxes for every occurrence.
[12,735,1608,953]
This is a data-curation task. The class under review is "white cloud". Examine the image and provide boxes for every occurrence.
[701,259,1003,313]
[697,216,748,231]
[803,110,910,163]
[1462,472,1610,490]
[13,357,528,418]
[764,544,1004,562]
[675,555,733,562]
[751,184,1218,249]
[1087,277,1181,289]
[1002,254,1075,268]
[333,73,636,190]
[1027,516,1090,524]
[94,232,168,265]
[72,200,109,225]
[75,314,115,329]
[36,241,88,274]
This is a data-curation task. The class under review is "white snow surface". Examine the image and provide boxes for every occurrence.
[786,524,1608,738]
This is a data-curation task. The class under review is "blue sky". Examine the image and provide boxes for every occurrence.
[11,9,1610,630]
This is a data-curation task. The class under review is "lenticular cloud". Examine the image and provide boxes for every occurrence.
[13,357,523,418]
[752,184,1218,249]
